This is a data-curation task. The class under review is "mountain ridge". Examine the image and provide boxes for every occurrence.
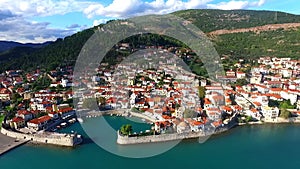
[0,41,52,53]
[0,9,299,72]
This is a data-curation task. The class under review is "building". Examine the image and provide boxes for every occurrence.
[176,121,190,133]
[16,110,33,122]
[262,106,279,122]
[58,107,76,118]
[27,115,52,131]
[236,72,246,79]
[0,88,11,100]
[10,117,25,129]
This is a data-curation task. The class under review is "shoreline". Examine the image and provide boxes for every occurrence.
[0,132,29,156]
[80,109,300,145]
[116,115,300,145]
[2,114,300,154]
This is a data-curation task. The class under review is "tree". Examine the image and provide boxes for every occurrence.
[268,99,280,107]
[82,98,98,110]
[11,93,22,104]
[184,109,197,118]
[198,86,206,99]
[235,78,249,86]
[131,107,140,113]
[279,100,296,109]
[245,115,253,123]
[97,97,106,106]
[280,109,292,119]
[120,124,133,136]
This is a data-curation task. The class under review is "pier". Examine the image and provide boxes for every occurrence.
[0,132,29,156]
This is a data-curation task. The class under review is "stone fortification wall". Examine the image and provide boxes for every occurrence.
[1,127,78,147]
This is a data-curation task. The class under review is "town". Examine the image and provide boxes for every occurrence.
[1,45,300,146]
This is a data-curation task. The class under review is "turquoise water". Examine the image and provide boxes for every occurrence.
[1,116,300,169]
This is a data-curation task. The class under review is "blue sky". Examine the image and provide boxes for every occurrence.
[0,0,299,43]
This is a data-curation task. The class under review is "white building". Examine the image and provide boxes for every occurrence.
[262,106,279,122]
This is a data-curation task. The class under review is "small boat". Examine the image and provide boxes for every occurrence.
[68,118,76,123]
[77,118,84,123]
[61,122,67,128]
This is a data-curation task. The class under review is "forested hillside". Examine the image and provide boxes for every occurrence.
[1,9,300,72]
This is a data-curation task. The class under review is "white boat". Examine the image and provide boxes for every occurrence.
[68,118,76,123]
[61,122,67,127]
[77,118,84,123]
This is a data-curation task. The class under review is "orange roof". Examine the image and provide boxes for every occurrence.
[162,115,172,119]
[234,105,243,110]
[193,121,204,126]
[253,102,262,106]
[207,107,220,112]
[204,98,212,104]
[12,117,25,123]
[28,115,52,124]
[270,88,282,91]
[17,110,31,115]
[265,94,282,99]
[222,106,232,111]
[212,121,222,127]
[58,107,73,113]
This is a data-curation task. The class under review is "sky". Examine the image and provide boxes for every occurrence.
[0,0,299,43]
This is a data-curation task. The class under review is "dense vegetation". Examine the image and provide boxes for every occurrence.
[174,9,300,32]
[0,28,95,71]
[0,9,300,73]
[213,28,300,59]
[0,41,51,53]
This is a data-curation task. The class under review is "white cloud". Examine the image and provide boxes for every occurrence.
[207,0,266,10]
[0,0,269,43]
[84,0,212,18]
[0,0,97,17]
[0,16,76,43]
[93,19,110,26]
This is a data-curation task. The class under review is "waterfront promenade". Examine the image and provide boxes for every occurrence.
[0,132,28,156]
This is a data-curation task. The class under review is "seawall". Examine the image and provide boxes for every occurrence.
[117,131,207,144]
[82,109,156,123]
[117,120,238,145]
[1,127,82,147]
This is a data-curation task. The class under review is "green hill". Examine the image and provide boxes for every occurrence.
[1,9,300,72]
[173,9,300,32]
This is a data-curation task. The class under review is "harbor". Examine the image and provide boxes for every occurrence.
[2,116,300,169]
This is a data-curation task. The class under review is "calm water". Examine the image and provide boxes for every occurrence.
[1,116,300,169]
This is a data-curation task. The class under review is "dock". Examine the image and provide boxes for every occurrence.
[0,132,29,156]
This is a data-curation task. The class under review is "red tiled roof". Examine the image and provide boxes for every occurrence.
[28,115,51,124]
[17,110,31,115]
[12,117,25,123]
[193,121,204,126]
[253,102,262,106]
[270,88,282,91]
[58,107,73,113]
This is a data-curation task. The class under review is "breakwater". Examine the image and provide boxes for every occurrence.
[117,119,238,145]
[1,127,82,147]
[117,131,207,144]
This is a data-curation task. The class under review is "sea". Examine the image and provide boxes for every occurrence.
[1,116,300,169]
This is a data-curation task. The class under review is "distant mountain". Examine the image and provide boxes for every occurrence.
[0,9,300,72]
[0,41,52,53]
